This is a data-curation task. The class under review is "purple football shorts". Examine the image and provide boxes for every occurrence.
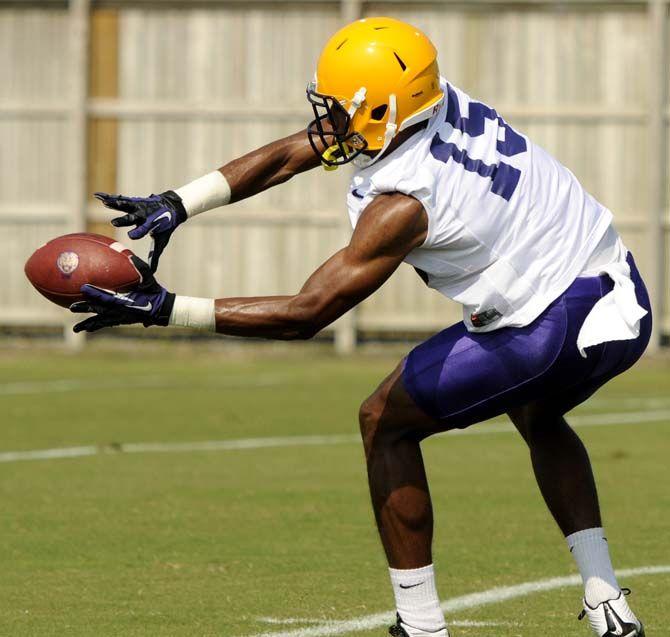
[402,253,652,428]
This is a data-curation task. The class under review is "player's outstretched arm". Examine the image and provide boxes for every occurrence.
[71,193,428,337]
[190,192,427,338]
[96,129,321,272]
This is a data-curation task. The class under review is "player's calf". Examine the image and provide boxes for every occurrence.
[510,407,645,635]
[359,364,450,637]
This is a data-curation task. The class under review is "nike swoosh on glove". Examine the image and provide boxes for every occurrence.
[94,190,187,272]
[69,255,175,333]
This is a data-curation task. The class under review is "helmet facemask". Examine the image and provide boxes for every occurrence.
[306,83,368,169]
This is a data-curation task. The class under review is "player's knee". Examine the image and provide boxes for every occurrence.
[359,390,396,451]
[359,389,406,455]
[513,409,568,446]
[359,394,382,450]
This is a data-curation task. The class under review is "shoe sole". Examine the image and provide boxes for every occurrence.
[604,628,643,637]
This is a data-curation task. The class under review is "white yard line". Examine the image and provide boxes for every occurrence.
[244,566,670,637]
[446,408,670,436]
[0,445,99,462]
[588,396,670,409]
[259,618,512,628]
[1,377,668,410]
[448,620,514,627]
[0,375,287,396]
[122,435,360,454]
[1,409,669,465]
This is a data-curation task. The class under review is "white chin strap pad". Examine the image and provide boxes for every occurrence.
[348,87,367,116]
[360,94,397,169]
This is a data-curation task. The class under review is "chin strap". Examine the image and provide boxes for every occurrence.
[348,87,367,115]
[354,93,398,169]
[321,88,400,171]
[378,93,398,159]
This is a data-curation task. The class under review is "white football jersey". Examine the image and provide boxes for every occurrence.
[347,79,614,331]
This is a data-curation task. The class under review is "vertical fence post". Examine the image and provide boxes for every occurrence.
[340,0,362,25]
[333,0,364,355]
[64,0,90,349]
[647,0,668,353]
[334,216,358,354]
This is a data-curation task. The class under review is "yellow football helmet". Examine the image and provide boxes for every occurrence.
[307,17,444,169]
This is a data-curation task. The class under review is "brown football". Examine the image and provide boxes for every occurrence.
[24,233,141,308]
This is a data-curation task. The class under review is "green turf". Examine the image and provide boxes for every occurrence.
[0,343,668,636]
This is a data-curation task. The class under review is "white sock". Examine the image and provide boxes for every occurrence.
[567,527,621,607]
[389,564,447,636]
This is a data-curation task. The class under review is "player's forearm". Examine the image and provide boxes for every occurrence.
[168,293,327,340]
[174,130,319,217]
[213,295,322,340]
[221,131,321,203]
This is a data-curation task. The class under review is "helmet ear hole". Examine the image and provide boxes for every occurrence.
[370,104,388,121]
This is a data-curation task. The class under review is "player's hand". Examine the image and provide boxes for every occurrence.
[94,190,187,272]
[69,256,175,333]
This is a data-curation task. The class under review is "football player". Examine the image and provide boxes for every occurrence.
[74,17,651,637]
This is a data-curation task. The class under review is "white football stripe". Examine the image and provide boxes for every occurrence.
[0,409,668,465]
[242,566,670,637]
[109,241,128,253]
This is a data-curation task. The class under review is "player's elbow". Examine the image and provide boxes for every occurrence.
[286,322,319,341]
[291,326,319,341]
[287,293,327,340]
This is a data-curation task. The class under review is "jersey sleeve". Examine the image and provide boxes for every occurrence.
[369,165,438,249]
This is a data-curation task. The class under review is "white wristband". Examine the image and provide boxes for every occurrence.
[169,296,216,331]
[174,171,231,218]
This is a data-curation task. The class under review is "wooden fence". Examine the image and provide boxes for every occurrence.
[0,0,667,351]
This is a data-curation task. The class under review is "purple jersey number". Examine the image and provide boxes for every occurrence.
[430,85,527,201]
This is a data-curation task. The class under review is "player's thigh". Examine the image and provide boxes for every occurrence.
[402,307,571,430]
[508,278,653,442]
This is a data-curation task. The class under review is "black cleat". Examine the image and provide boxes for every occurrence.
[389,614,410,637]
[388,613,450,637]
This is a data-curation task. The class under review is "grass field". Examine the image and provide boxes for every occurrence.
[1,342,668,637]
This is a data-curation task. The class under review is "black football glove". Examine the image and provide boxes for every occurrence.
[69,256,175,333]
[94,190,187,272]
